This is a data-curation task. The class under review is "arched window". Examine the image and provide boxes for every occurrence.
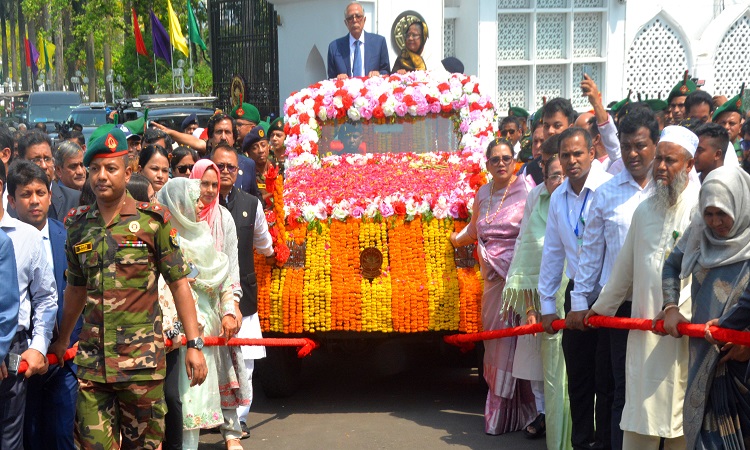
[714,15,750,96]
[625,18,689,100]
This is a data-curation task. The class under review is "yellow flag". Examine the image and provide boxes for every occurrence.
[37,37,56,72]
[167,0,189,57]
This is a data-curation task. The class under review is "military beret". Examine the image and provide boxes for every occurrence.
[181,113,198,131]
[123,117,146,137]
[84,125,129,167]
[242,125,269,152]
[609,90,632,115]
[507,103,529,119]
[269,117,284,134]
[712,83,745,121]
[230,102,260,124]
[258,121,270,134]
[645,98,668,112]
[667,70,697,104]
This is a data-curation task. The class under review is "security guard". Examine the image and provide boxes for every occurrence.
[242,125,274,209]
[230,102,261,143]
[49,126,207,450]
[667,70,697,124]
[712,83,745,159]
[268,117,286,176]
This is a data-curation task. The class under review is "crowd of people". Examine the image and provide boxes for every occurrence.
[450,69,750,449]
[0,1,749,449]
[0,100,283,449]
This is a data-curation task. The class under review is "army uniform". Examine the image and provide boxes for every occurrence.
[713,83,746,160]
[65,125,191,449]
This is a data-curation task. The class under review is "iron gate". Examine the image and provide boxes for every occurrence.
[208,0,279,119]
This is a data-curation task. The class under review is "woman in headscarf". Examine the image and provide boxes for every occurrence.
[660,166,750,449]
[503,142,573,447]
[391,20,428,74]
[158,173,250,450]
[450,138,535,435]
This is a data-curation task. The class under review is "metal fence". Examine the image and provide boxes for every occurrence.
[208,0,280,119]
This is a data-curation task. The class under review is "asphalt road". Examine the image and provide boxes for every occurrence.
[199,341,547,449]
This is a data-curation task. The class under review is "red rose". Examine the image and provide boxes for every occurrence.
[342,94,353,110]
[287,105,297,116]
[335,79,344,88]
[393,201,406,215]
[457,202,469,219]
[404,95,416,107]
[438,82,450,92]
[310,142,319,155]
[310,83,321,90]
[473,84,480,94]
[269,225,279,241]
[441,104,453,113]
[469,173,484,191]
[394,86,405,95]
[469,102,482,112]
[265,210,277,225]
[360,88,368,97]
[379,93,389,104]
[373,106,385,119]
[290,124,301,136]
[274,242,291,266]
[425,95,439,104]
[299,112,310,123]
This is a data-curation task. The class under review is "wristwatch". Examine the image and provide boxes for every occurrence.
[186,337,204,351]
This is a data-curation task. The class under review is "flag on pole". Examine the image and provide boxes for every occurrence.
[132,8,151,60]
[187,0,206,51]
[24,37,40,76]
[167,0,189,57]
[150,9,172,65]
[37,37,56,73]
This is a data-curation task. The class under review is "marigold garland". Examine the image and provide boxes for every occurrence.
[388,217,429,333]
[359,220,392,332]
[330,218,362,331]
[302,221,332,332]
[255,251,273,332]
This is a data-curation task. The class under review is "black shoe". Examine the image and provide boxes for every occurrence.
[240,421,250,440]
[523,413,546,439]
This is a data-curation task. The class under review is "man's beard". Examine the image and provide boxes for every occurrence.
[654,170,688,210]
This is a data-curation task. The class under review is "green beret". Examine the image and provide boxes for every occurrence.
[713,83,745,121]
[123,117,146,137]
[609,90,632,115]
[667,70,697,104]
[258,121,270,134]
[269,117,284,134]
[84,126,129,167]
[507,103,529,119]
[645,98,668,112]
[230,102,260,124]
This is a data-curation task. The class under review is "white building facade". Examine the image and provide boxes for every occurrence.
[270,0,750,112]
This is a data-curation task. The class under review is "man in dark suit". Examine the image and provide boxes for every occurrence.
[327,2,390,79]
[211,143,274,438]
[17,131,80,221]
[7,160,81,450]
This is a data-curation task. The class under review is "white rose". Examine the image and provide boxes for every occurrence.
[302,205,317,222]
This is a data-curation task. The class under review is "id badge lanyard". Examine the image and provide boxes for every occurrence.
[565,189,590,249]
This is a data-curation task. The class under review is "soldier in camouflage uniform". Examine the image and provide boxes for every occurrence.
[49,126,207,450]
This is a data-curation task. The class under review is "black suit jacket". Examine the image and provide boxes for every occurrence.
[222,186,261,316]
[327,31,390,79]
[50,181,81,222]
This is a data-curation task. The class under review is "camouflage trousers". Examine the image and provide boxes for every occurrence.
[76,378,166,450]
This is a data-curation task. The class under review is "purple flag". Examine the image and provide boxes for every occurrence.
[150,9,171,65]
[25,38,40,76]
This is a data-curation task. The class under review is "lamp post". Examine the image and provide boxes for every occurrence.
[37,72,45,92]
[174,60,185,94]
[186,68,195,93]
[116,75,123,100]
[106,69,114,102]
[82,76,89,102]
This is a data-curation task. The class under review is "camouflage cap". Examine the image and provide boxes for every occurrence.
[84,125,129,167]
[712,83,745,121]
[667,70,697,104]
[268,117,284,134]
[230,102,260,124]
[241,125,269,152]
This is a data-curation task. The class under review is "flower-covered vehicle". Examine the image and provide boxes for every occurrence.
[255,71,496,395]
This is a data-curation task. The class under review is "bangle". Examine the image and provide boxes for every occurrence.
[525,306,537,315]
[663,304,679,313]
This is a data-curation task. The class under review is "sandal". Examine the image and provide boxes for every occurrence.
[523,413,546,439]
[226,438,243,450]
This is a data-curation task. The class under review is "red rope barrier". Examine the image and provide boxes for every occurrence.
[443,316,750,352]
[164,336,320,358]
[17,346,78,374]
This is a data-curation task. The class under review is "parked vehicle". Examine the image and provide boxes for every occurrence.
[27,91,82,131]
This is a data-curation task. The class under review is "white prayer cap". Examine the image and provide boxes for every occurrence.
[659,125,699,156]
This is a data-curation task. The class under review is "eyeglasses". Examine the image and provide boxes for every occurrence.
[175,164,194,174]
[30,156,53,165]
[216,163,238,174]
[488,155,514,165]
[345,13,363,23]
[546,174,564,183]
[236,121,254,129]
[499,129,517,136]
[406,33,421,40]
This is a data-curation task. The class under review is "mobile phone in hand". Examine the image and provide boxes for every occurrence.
[188,262,200,279]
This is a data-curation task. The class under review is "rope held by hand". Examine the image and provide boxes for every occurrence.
[17,346,78,374]
[164,336,320,358]
[443,316,750,351]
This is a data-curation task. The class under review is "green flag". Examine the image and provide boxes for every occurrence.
[187,0,207,51]
[43,42,50,73]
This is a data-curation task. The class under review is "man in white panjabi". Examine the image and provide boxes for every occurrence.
[585,126,700,449]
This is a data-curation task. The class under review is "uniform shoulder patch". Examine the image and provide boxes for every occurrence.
[136,202,172,224]
[64,205,91,228]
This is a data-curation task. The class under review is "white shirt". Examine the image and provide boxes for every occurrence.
[252,200,274,256]
[40,221,53,270]
[0,212,57,354]
[538,163,613,315]
[570,170,654,312]
[597,118,623,175]
[348,32,366,76]
[725,142,740,167]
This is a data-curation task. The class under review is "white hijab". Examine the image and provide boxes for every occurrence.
[680,166,750,277]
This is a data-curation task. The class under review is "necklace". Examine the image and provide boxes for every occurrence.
[484,176,515,224]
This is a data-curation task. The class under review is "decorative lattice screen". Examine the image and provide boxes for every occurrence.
[571,63,602,109]
[573,13,602,58]
[714,15,750,97]
[536,65,565,108]
[498,0,531,9]
[498,66,529,110]
[625,18,688,100]
[497,14,530,60]
[443,19,456,58]
[536,14,567,60]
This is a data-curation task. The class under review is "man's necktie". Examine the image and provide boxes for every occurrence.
[353,40,362,77]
